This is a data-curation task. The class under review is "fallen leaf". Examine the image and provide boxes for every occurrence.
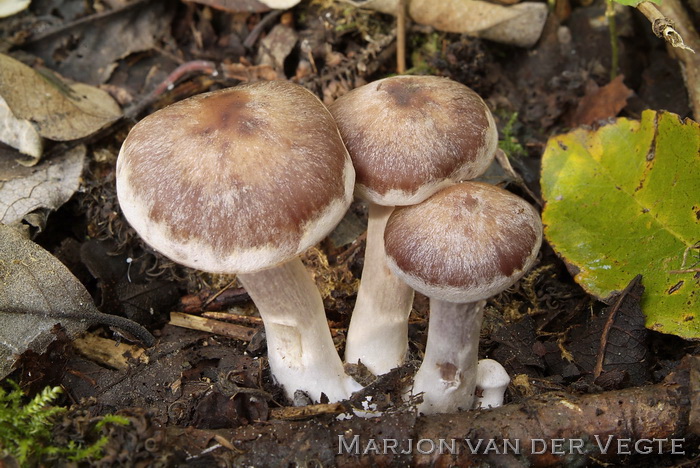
[341,0,548,47]
[0,95,43,158]
[188,0,282,11]
[568,275,650,388]
[541,110,700,339]
[256,24,298,76]
[0,54,121,146]
[22,0,175,85]
[0,145,85,225]
[0,224,154,379]
[569,75,634,127]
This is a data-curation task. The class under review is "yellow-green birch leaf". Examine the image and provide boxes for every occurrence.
[541,110,700,340]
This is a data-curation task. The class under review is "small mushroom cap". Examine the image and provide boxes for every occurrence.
[384,182,542,303]
[329,75,497,206]
[477,359,511,390]
[117,81,355,274]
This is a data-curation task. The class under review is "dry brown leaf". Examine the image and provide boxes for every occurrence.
[569,75,633,127]
[0,223,154,379]
[409,0,548,47]
[340,0,548,47]
[24,0,174,86]
[0,54,121,146]
[0,225,93,379]
[0,145,86,225]
[256,24,299,75]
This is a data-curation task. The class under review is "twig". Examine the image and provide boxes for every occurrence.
[637,1,694,53]
[669,242,700,274]
[655,0,700,118]
[148,60,218,99]
[72,335,148,370]
[15,308,155,347]
[202,279,238,310]
[605,0,620,79]
[396,0,407,74]
[169,312,257,341]
[270,402,346,420]
[202,311,263,326]
[243,9,285,50]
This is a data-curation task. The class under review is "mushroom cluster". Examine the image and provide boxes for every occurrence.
[330,75,498,376]
[116,75,542,415]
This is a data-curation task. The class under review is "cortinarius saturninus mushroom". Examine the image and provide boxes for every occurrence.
[384,181,542,414]
[116,81,360,403]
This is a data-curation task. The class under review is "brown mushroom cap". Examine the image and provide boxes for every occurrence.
[116,81,354,274]
[329,75,497,206]
[384,182,542,303]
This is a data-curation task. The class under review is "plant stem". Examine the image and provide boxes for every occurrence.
[606,0,619,80]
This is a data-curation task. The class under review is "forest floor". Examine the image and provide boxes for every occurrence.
[0,0,698,466]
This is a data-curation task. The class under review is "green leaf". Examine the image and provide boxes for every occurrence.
[541,110,700,340]
[613,0,661,7]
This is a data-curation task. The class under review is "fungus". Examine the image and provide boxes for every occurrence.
[329,75,498,375]
[384,182,542,414]
[116,81,360,403]
[475,358,511,409]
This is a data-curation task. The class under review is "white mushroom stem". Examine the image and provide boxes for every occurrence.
[411,298,486,415]
[237,257,362,403]
[345,203,415,376]
[475,358,511,409]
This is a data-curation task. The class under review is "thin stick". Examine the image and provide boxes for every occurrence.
[202,311,263,325]
[202,278,238,309]
[655,0,700,118]
[269,402,346,420]
[396,0,407,74]
[72,335,148,370]
[169,312,257,341]
[637,1,694,52]
[605,0,620,79]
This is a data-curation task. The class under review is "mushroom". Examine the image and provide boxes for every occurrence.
[329,75,498,376]
[475,358,511,409]
[116,81,361,403]
[383,181,542,414]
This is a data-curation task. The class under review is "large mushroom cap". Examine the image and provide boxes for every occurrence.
[384,182,542,303]
[329,75,497,206]
[117,81,355,274]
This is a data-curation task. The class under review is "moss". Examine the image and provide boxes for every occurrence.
[0,381,128,465]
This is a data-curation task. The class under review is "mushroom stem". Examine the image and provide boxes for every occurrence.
[345,202,415,376]
[238,257,361,403]
[411,298,486,415]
